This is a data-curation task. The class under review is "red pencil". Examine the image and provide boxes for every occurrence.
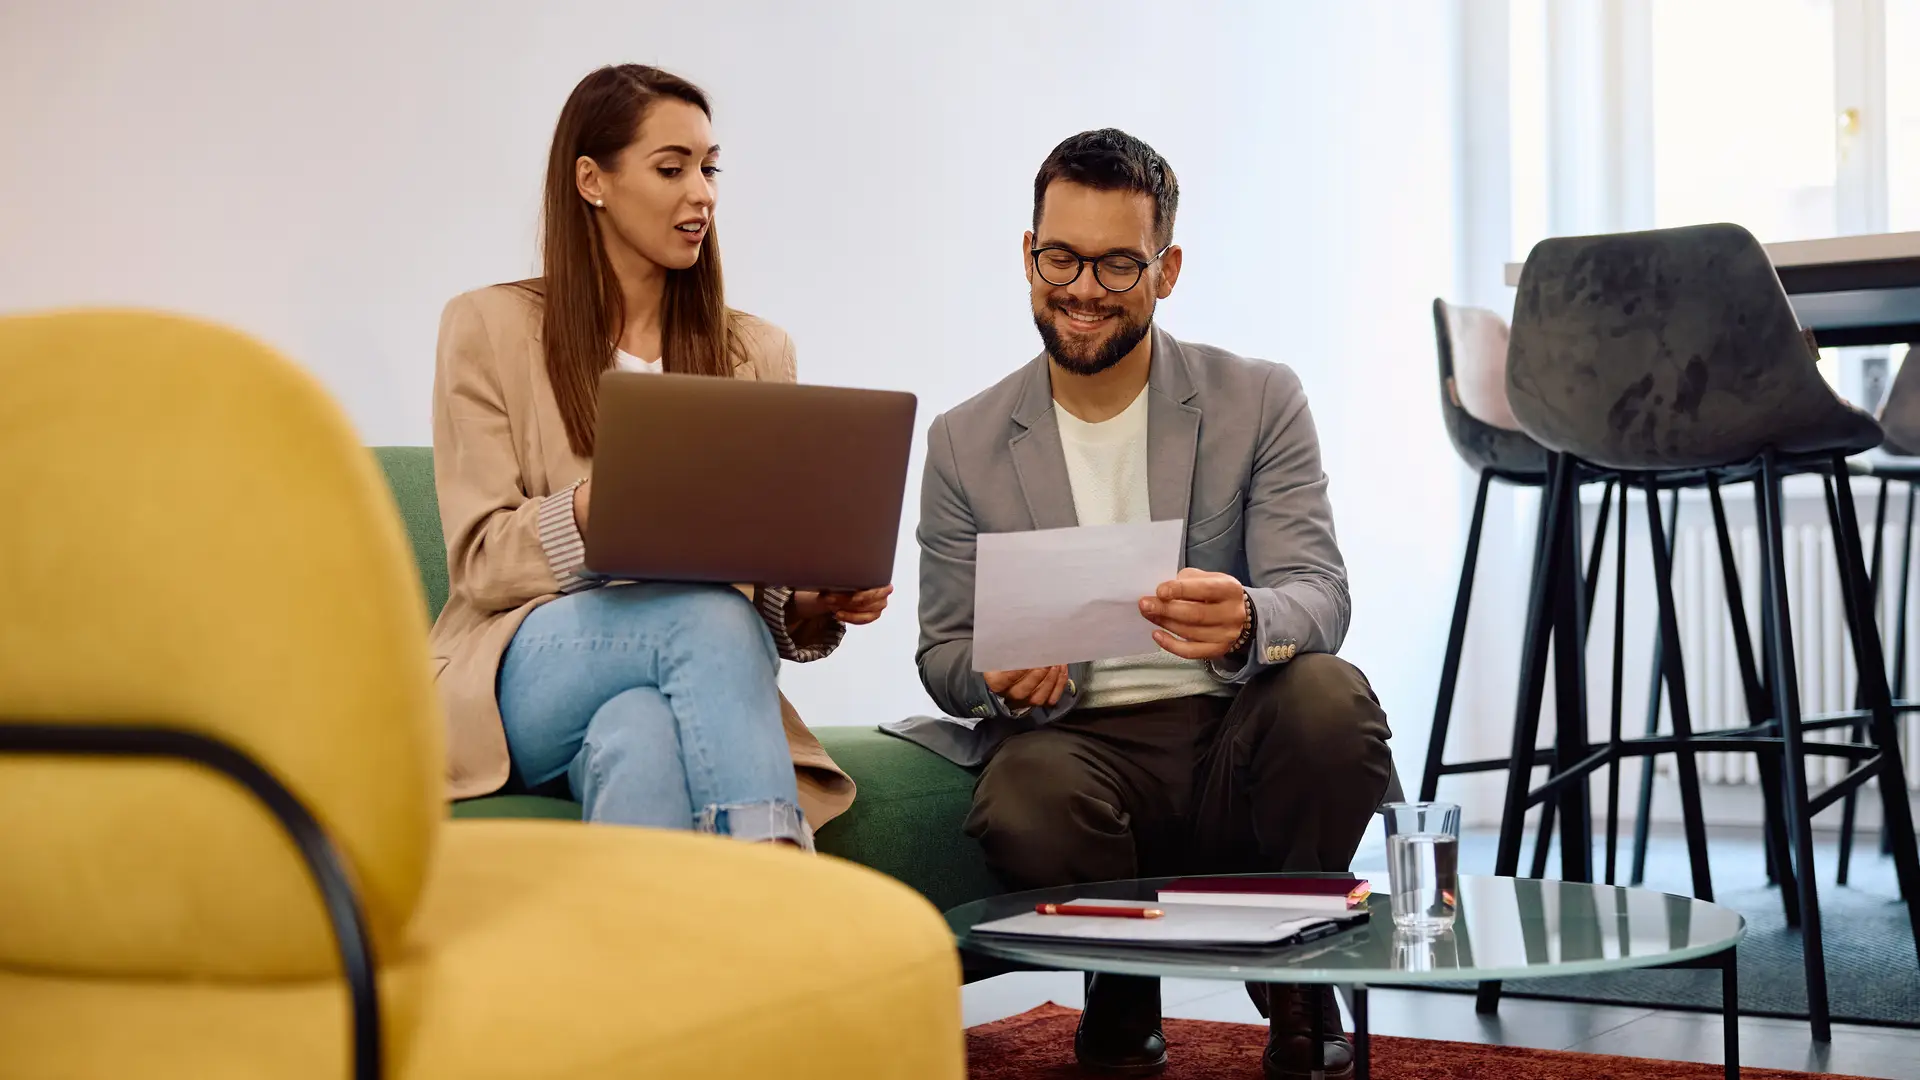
[1035,903,1165,919]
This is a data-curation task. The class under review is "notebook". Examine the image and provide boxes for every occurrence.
[969,900,1369,950]
[1155,876,1372,912]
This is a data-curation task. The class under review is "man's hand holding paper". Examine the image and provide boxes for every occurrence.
[1139,567,1252,661]
[972,519,1248,672]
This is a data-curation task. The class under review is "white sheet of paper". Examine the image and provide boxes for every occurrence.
[971,519,1185,672]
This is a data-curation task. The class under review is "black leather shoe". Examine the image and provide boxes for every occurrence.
[1074,973,1167,1076]
[1258,984,1353,1080]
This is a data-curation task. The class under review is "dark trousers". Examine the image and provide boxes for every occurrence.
[966,653,1394,892]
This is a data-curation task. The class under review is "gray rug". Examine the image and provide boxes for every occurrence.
[1359,829,1920,1027]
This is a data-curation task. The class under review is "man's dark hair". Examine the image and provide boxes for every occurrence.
[1031,128,1179,248]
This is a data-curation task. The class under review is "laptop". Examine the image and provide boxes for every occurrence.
[582,370,918,590]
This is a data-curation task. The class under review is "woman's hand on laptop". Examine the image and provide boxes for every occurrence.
[791,586,893,627]
[572,480,591,532]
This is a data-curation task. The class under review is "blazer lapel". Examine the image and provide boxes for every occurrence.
[1008,355,1079,530]
[1146,327,1201,525]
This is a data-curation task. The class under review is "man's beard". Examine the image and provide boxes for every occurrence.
[1033,299,1153,377]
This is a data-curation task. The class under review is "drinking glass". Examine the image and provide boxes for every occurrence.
[1383,801,1461,932]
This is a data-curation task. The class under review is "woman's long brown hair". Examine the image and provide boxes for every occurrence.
[528,64,742,458]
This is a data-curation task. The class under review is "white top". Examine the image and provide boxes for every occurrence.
[1055,388,1226,710]
[615,348,662,374]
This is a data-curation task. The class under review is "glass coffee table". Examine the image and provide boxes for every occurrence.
[948,874,1746,1080]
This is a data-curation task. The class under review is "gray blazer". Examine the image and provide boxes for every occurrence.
[883,326,1350,766]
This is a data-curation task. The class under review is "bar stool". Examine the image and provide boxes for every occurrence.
[1422,303,1547,795]
[1492,222,1920,1040]
[1837,344,1920,882]
[1423,300,1626,877]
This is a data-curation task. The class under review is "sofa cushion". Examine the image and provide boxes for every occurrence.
[811,726,1002,912]
[371,446,450,620]
[449,794,582,822]
[0,820,965,1078]
[446,727,1003,912]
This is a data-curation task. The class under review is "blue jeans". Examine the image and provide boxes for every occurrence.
[497,582,809,846]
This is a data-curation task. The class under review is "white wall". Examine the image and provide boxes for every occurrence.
[1,2,1464,787]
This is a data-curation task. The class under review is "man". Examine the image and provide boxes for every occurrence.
[885,129,1396,1079]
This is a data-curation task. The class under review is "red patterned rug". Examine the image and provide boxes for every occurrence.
[967,1003,1871,1079]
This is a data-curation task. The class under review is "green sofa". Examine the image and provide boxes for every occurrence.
[372,447,1004,915]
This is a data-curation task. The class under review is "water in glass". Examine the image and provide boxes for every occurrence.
[1387,830,1459,931]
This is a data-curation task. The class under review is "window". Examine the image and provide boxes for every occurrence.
[1650,0,1837,242]
[1497,0,1907,400]
[1509,0,1550,261]
[1889,0,1920,232]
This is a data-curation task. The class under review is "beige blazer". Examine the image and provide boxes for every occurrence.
[427,283,856,827]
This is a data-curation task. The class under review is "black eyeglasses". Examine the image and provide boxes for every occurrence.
[1030,244,1170,293]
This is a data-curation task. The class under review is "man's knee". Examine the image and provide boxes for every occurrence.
[967,736,1122,886]
[1241,653,1391,776]
[968,737,1084,841]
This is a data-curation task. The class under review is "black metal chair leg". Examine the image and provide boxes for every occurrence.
[1721,948,1740,1080]
[1480,454,1574,1015]
[1629,629,1663,887]
[1647,481,1713,900]
[1829,459,1920,959]
[1422,470,1495,802]
[1310,977,1326,1075]
[1353,985,1370,1080]
[1884,481,1918,864]
[1631,490,1681,886]
[1837,744,1863,885]
[1583,480,1616,624]
[1533,476,1614,880]
[1553,480,1595,884]
[1838,476,1889,885]
[1759,451,1831,1042]
[1824,472,1867,883]
[1531,799,1557,879]
[1709,477,1799,924]
[1520,469,1574,882]
[1606,490,1629,884]
[1495,461,1573,860]
[1871,475,1890,597]
[1896,480,1917,705]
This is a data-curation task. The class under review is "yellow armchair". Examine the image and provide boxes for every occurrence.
[0,310,962,1079]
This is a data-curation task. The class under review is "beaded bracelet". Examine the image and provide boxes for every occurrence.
[1229,591,1255,653]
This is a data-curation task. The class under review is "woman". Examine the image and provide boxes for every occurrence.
[428,64,888,847]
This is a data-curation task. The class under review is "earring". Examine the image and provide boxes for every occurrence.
[594,199,605,207]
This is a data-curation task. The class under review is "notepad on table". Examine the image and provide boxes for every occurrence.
[1155,876,1372,912]
[970,900,1366,948]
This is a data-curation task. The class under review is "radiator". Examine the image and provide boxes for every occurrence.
[1650,512,1920,791]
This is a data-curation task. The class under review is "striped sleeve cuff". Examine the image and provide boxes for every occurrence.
[537,481,595,595]
[757,585,843,663]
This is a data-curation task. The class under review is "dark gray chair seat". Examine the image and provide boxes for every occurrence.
[1508,223,1881,471]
